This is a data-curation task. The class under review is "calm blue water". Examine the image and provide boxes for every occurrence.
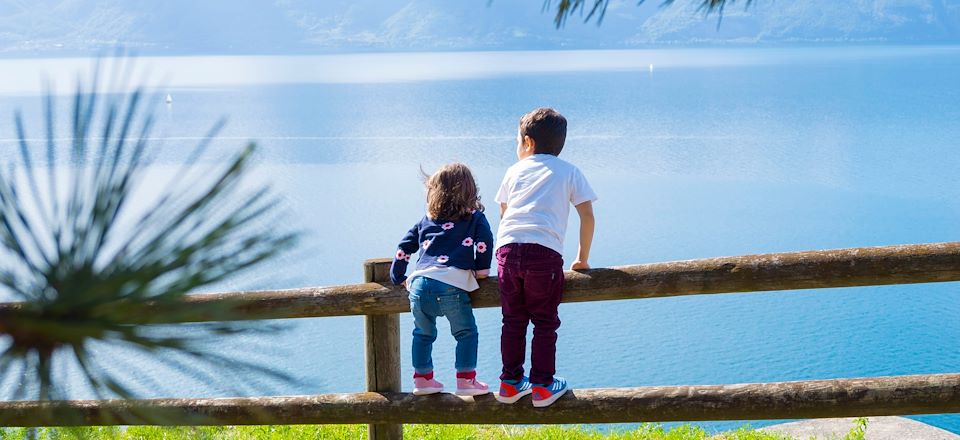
[2,46,960,433]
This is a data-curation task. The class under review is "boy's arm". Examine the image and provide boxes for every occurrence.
[571,201,594,270]
[496,173,510,220]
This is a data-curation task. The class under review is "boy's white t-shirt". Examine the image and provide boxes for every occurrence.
[495,154,597,255]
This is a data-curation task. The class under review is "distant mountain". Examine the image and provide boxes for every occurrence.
[630,0,960,44]
[1,0,958,56]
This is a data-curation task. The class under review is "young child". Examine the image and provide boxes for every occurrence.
[494,108,597,408]
[390,163,494,396]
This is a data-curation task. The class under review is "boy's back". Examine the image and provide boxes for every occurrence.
[496,154,595,256]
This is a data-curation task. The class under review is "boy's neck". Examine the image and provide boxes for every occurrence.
[527,153,555,160]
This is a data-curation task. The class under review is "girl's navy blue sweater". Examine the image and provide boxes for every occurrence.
[390,210,494,285]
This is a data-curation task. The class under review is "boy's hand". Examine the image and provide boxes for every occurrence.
[571,260,590,270]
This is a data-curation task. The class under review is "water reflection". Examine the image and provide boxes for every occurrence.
[2,47,960,432]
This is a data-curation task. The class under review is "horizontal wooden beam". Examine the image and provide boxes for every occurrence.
[2,373,960,426]
[1,241,959,322]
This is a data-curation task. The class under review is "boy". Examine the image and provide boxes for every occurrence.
[493,107,596,408]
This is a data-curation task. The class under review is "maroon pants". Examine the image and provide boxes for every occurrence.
[496,243,564,385]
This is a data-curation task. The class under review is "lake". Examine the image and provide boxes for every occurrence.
[2,46,960,433]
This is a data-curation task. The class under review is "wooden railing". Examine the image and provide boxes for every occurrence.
[2,241,960,439]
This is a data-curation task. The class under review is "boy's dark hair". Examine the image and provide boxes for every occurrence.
[519,107,567,156]
[422,163,485,221]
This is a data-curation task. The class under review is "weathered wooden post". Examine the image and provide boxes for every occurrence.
[364,258,402,440]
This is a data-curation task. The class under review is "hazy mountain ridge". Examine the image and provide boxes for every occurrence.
[632,0,960,44]
[0,0,957,56]
[0,0,142,52]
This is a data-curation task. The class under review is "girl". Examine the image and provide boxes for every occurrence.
[390,163,493,396]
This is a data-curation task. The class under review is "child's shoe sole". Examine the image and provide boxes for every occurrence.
[455,388,491,397]
[412,387,443,395]
[532,387,569,408]
[494,388,532,404]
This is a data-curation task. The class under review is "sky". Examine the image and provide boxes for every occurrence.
[0,0,959,56]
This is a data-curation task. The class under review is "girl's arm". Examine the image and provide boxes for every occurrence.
[474,213,495,278]
[390,222,421,285]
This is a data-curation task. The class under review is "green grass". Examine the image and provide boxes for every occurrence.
[0,419,875,440]
[0,424,798,440]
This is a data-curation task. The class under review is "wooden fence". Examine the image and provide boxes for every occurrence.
[2,241,960,439]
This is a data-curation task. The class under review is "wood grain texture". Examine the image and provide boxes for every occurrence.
[363,259,402,440]
[4,241,953,322]
[3,373,959,426]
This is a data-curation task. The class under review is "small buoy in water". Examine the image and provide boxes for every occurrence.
[165,94,173,104]
[649,64,654,73]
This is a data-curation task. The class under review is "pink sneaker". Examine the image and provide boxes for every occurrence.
[455,377,490,396]
[413,376,444,395]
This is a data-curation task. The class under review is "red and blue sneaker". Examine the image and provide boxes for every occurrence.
[532,377,569,408]
[494,376,533,404]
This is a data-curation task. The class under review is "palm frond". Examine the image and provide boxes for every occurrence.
[0,58,298,413]
[545,0,752,28]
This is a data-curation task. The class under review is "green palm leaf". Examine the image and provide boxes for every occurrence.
[545,0,751,28]
[0,58,298,409]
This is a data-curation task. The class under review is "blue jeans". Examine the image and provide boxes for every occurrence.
[408,276,479,374]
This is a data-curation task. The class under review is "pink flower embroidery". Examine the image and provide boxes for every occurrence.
[437,255,449,263]
[404,254,411,262]
[462,237,474,247]
[476,242,487,253]
[422,240,431,250]
[441,222,455,230]
[396,249,406,260]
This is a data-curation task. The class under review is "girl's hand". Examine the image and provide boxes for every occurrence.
[475,269,490,279]
[403,278,410,290]
[571,260,590,270]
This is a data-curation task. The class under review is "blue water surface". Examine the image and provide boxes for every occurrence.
[1,46,960,434]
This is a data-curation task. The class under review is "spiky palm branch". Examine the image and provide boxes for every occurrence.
[0,60,297,410]
[546,0,752,28]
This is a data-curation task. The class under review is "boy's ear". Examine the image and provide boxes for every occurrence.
[523,135,535,150]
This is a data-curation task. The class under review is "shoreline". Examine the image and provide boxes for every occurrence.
[760,417,960,440]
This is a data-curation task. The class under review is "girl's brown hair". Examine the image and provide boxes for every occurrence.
[423,163,484,221]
